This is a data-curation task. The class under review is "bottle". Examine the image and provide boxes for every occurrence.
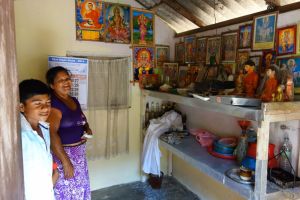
[155,102,160,118]
[144,103,150,128]
[150,102,155,120]
[279,135,292,173]
[161,103,166,116]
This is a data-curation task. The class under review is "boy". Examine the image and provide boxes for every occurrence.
[19,79,56,200]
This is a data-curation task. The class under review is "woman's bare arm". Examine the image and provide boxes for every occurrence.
[47,108,74,179]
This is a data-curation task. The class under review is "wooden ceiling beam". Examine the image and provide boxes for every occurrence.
[161,0,206,27]
[175,1,300,37]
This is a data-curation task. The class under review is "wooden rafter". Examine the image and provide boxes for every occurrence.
[161,0,206,27]
[176,1,300,37]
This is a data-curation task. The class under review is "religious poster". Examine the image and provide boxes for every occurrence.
[206,36,221,65]
[252,12,277,50]
[184,35,197,63]
[196,37,207,63]
[76,0,105,41]
[133,46,155,81]
[221,31,238,62]
[238,24,252,49]
[278,57,300,94]
[175,42,185,64]
[262,50,276,73]
[48,56,89,110]
[105,3,131,44]
[155,45,170,67]
[276,25,297,56]
[132,8,155,46]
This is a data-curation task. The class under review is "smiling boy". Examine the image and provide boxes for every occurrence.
[19,79,55,200]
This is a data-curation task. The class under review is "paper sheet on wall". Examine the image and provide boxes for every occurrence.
[48,56,89,110]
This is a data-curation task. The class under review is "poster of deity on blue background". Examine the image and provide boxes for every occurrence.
[278,57,300,94]
[132,8,155,46]
[252,12,277,50]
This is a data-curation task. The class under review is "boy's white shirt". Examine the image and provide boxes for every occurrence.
[20,114,55,200]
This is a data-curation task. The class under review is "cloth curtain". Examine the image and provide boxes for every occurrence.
[86,57,130,159]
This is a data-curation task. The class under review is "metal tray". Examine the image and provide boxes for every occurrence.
[225,168,255,185]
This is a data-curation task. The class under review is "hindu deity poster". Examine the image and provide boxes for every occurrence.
[238,24,252,49]
[156,45,170,67]
[262,50,276,73]
[184,36,197,64]
[276,25,297,56]
[252,12,277,50]
[221,31,237,62]
[175,42,185,64]
[196,37,207,63]
[206,36,221,65]
[76,0,105,41]
[105,3,131,44]
[278,57,300,94]
[133,47,155,81]
[132,8,155,46]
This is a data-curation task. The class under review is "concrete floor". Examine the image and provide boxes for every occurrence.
[92,176,200,200]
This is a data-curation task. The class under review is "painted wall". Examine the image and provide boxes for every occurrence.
[14,0,175,191]
[168,9,300,200]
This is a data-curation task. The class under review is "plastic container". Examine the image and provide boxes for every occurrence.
[148,172,164,189]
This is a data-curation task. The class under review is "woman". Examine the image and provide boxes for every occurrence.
[46,66,92,200]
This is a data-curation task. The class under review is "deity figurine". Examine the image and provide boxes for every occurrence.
[243,60,259,97]
[261,66,278,102]
[233,69,244,95]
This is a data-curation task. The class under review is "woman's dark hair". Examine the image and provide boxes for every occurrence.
[46,66,71,85]
[19,79,50,103]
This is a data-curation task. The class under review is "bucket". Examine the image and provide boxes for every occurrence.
[148,171,164,189]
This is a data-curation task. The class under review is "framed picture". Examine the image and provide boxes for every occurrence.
[236,51,249,72]
[162,63,179,85]
[104,3,131,44]
[196,37,207,63]
[76,0,105,41]
[138,74,159,89]
[278,57,300,94]
[178,65,189,88]
[175,42,185,64]
[133,46,155,81]
[252,12,278,50]
[262,51,276,73]
[156,45,170,67]
[222,62,237,76]
[131,8,155,46]
[297,23,300,54]
[189,66,201,83]
[249,55,262,74]
[238,24,252,49]
[221,31,238,62]
[276,25,297,56]
[184,35,197,63]
[206,36,221,65]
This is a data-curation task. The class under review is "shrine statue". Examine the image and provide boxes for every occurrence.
[234,69,244,95]
[261,66,278,102]
[243,60,259,97]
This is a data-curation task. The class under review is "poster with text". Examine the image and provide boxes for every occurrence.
[48,56,89,110]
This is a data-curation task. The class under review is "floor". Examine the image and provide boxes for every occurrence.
[92,176,200,200]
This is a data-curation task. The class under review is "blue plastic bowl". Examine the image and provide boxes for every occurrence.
[213,141,235,154]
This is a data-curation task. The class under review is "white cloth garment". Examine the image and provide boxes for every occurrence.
[21,114,55,200]
[142,111,183,176]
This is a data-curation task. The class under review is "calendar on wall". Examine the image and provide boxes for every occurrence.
[48,56,89,110]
